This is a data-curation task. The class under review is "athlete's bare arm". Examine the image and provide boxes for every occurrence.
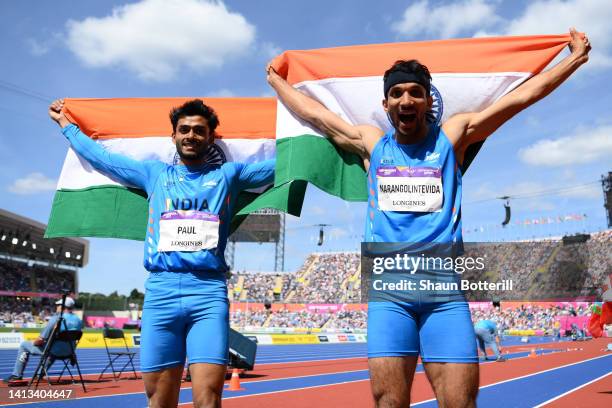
[443,28,591,164]
[266,64,383,167]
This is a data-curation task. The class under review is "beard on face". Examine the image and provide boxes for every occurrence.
[392,109,427,138]
[175,139,208,162]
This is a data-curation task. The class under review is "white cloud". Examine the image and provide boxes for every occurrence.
[503,0,609,47]
[8,173,57,195]
[477,0,612,69]
[65,0,256,81]
[26,38,51,56]
[394,0,612,68]
[260,42,281,59]
[26,33,63,57]
[391,0,500,38]
[518,125,612,166]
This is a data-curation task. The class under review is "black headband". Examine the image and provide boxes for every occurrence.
[383,71,431,98]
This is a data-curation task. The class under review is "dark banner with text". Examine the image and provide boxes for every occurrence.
[360,239,610,303]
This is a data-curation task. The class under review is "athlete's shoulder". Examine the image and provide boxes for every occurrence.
[358,125,385,157]
[433,123,454,147]
[220,162,240,171]
[147,160,168,171]
[213,162,238,178]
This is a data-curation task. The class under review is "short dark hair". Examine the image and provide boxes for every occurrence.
[169,99,220,133]
[383,59,432,97]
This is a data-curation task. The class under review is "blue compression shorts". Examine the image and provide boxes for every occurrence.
[140,271,229,372]
[367,300,478,363]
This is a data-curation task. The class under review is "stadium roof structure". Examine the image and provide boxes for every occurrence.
[0,208,88,267]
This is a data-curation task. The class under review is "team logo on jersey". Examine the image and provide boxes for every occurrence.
[165,197,209,211]
[425,152,440,162]
[202,180,218,188]
[173,143,227,166]
[426,84,443,125]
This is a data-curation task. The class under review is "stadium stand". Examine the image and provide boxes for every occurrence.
[0,208,87,328]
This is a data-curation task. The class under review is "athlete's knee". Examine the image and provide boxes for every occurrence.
[192,384,222,408]
[143,370,182,408]
[190,363,225,408]
[372,389,410,408]
[371,380,410,408]
[437,372,478,408]
[438,388,478,408]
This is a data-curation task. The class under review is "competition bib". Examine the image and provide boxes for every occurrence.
[158,210,219,252]
[376,166,443,212]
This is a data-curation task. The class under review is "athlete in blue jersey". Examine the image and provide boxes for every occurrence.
[268,29,590,407]
[49,99,275,408]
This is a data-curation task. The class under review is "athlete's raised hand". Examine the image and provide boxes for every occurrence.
[48,99,70,128]
[266,62,280,85]
[568,27,590,64]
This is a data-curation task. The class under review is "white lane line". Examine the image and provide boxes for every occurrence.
[412,354,611,406]
[532,371,612,408]
[179,379,370,405]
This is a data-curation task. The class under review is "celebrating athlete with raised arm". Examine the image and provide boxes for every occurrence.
[267,29,590,408]
[49,99,275,408]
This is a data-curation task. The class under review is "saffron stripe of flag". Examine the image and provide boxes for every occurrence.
[270,34,570,201]
[45,97,299,240]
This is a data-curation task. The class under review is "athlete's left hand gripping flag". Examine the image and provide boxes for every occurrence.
[45,97,306,240]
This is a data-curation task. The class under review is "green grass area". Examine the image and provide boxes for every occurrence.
[0,327,139,334]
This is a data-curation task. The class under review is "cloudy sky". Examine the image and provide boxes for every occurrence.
[1,0,610,295]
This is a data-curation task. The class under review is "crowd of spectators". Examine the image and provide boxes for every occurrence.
[324,310,367,330]
[34,266,75,293]
[0,260,33,291]
[228,303,596,332]
[230,309,269,327]
[586,230,612,295]
[265,309,332,329]
[290,253,360,303]
[229,308,362,329]
[228,272,293,303]
[1,258,75,293]
[470,303,591,334]
[0,296,55,326]
[461,231,611,300]
[2,231,608,333]
[228,231,609,306]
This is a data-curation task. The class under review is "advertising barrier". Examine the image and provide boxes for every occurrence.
[2,330,367,349]
[270,334,320,344]
[0,332,24,349]
[85,316,132,329]
[19,332,136,348]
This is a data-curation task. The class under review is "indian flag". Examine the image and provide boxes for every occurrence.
[45,97,299,240]
[270,34,571,201]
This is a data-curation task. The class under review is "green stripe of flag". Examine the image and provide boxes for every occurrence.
[275,135,367,201]
[46,181,308,240]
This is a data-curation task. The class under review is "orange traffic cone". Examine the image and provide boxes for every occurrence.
[227,368,244,391]
[528,348,537,358]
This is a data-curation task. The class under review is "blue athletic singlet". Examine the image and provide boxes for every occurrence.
[63,124,274,272]
[365,124,477,363]
[365,124,462,244]
[63,124,275,371]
